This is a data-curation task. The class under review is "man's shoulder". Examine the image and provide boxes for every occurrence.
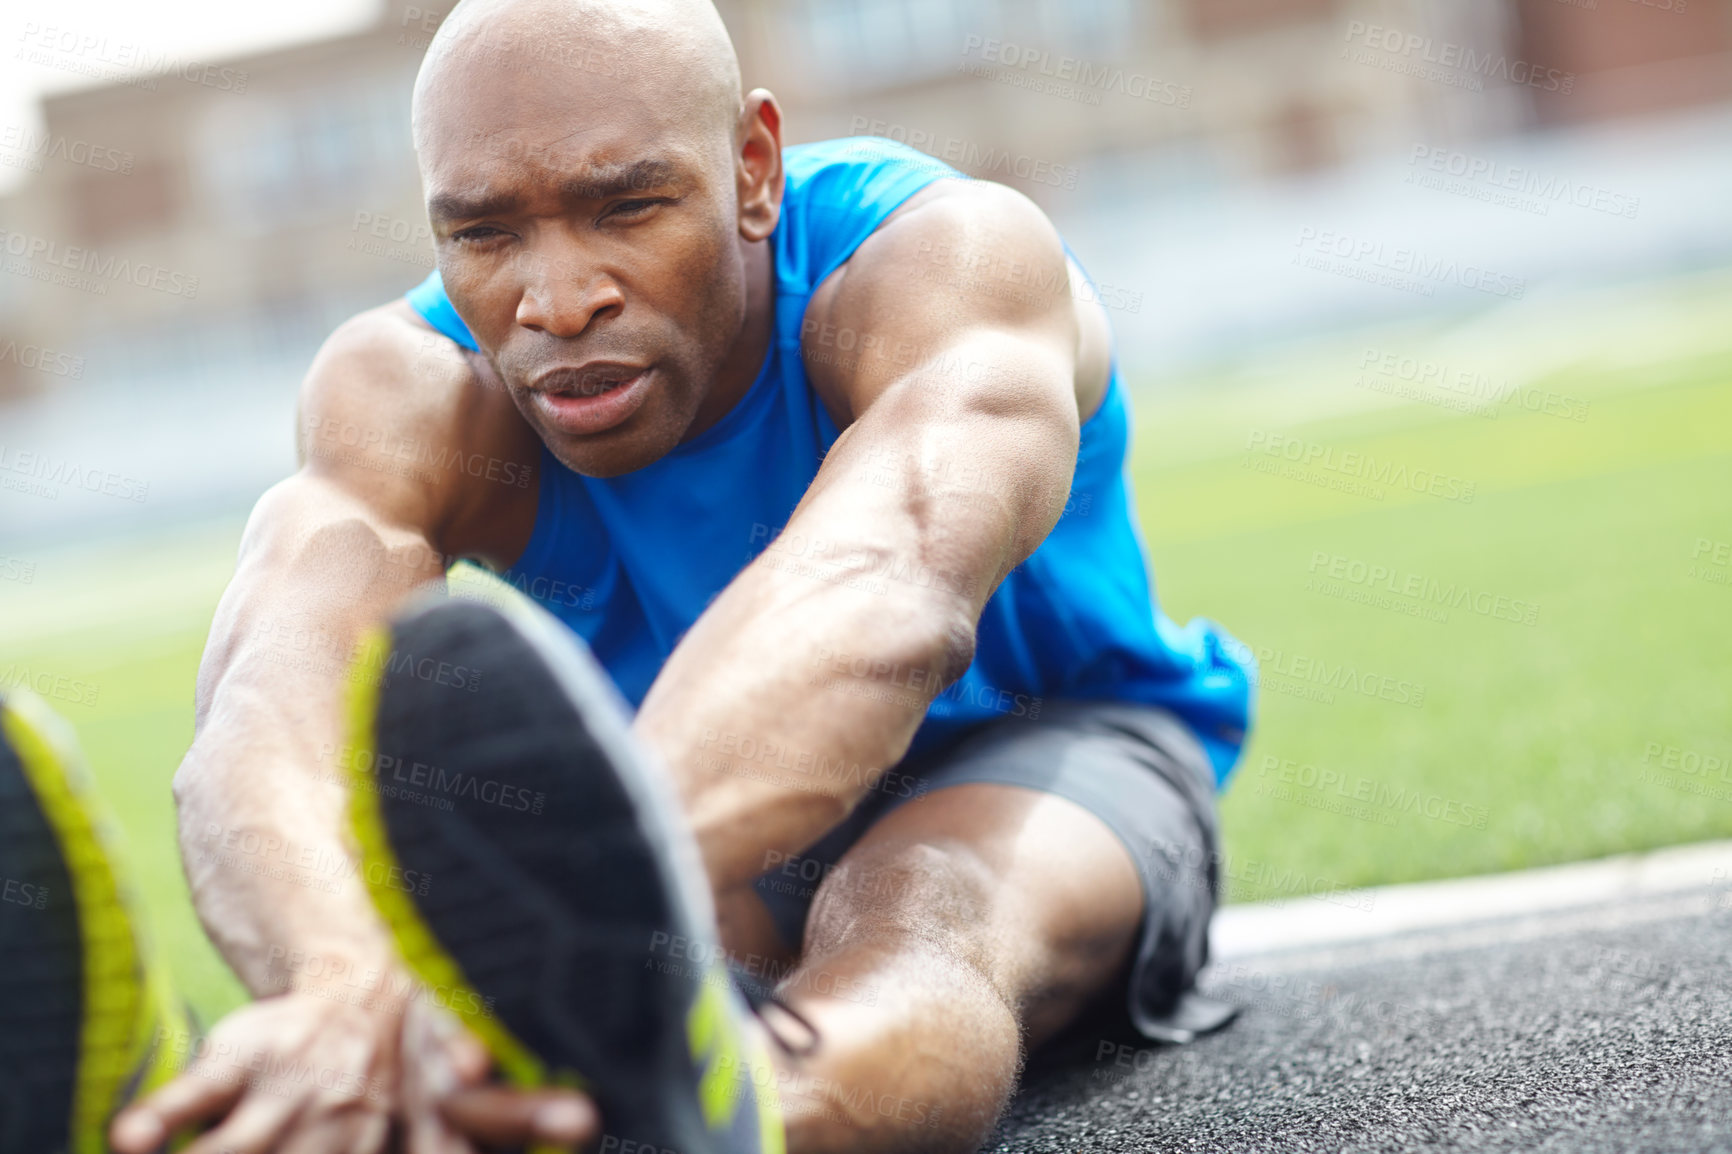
[814,176,1070,321]
[298,300,485,446]
[295,300,538,536]
[775,137,963,289]
[311,299,473,388]
[788,135,1064,292]
[782,136,962,224]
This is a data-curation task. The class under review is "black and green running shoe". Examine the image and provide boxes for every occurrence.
[343,593,787,1154]
[0,690,191,1154]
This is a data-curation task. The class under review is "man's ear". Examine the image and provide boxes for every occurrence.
[737,89,784,244]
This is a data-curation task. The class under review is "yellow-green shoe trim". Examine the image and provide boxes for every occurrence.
[342,628,591,1115]
[1,691,192,1153]
[686,965,786,1154]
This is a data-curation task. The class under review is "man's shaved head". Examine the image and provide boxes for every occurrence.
[407,0,783,478]
[413,0,743,151]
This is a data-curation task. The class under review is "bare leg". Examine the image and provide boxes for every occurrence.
[760,783,1146,1154]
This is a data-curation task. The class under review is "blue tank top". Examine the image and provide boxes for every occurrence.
[406,137,1253,785]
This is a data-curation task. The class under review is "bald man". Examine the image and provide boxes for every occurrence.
[112,1,1252,1152]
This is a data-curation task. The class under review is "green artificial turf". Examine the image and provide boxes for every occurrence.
[1136,273,1732,902]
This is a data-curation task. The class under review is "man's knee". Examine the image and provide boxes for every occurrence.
[789,837,1024,1153]
[817,837,996,918]
[806,837,1003,973]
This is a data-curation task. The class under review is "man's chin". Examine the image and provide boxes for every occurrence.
[536,419,681,480]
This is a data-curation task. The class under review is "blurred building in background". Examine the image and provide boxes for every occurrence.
[0,10,427,396]
[1,0,1728,395]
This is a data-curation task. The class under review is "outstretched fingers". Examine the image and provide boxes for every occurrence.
[109,1063,248,1153]
[441,1085,600,1150]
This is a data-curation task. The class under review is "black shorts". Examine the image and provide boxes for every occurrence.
[750,700,1236,1044]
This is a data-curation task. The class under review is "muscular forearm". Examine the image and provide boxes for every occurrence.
[634,414,1015,889]
[177,481,440,996]
[636,553,970,889]
[178,689,402,998]
[637,336,1076,891]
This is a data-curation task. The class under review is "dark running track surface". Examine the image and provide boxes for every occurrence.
[988,887,1732,1154]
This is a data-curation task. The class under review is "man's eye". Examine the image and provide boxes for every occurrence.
[609,199,663,218]
[452,226,508,243]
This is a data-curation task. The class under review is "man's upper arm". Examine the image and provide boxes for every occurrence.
[801,181,1084,598]
[291,301,538,568]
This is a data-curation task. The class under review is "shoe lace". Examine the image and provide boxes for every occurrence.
[732,969,822,1058]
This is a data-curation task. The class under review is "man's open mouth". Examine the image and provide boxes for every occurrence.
[534,363,649,398]
[527,364,656,436]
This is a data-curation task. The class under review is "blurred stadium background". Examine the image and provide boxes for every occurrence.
[1,0,1729,1021]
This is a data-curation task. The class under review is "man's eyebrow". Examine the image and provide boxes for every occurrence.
[560,159,680,201]
[428,190,520,223]
[427,160,681,223]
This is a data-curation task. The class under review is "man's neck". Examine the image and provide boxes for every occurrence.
[681,237,775,443]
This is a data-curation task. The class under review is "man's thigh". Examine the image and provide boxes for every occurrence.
[756,701,1225,1044]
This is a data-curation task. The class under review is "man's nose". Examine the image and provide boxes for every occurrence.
[512,246,624,337]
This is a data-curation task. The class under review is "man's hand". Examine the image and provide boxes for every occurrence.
[108,992,599,1154]
[110,993,403,1154]
[398,1001,599,1154]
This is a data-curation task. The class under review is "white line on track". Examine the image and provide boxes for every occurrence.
[1210,839,1732,969]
